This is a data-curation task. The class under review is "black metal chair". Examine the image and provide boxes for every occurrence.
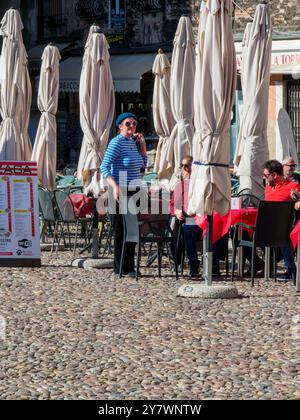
[120,212,179,281]
[231,200,295,286]
[38,187,60,252]
[173,218,202,276]
[236,192,261,208]
[53,189,95,255]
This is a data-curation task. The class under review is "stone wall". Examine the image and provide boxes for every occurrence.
[41,0,110,43]
[234,0,300,33]
[126,0,192,47]
[39,0,193,47]
[4,1,300,49]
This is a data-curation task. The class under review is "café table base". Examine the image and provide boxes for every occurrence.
[72,257,114,269]
[40,243,65,252]
[177,283,239,299]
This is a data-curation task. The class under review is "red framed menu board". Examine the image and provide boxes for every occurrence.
[0,161,41,267]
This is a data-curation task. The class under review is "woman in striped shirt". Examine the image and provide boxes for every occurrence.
[101,112,147,277]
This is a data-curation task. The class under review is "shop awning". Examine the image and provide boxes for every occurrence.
[110,54,158,92]
[28,43,71,59]
[28,42,81,71]
[58,53,163,93]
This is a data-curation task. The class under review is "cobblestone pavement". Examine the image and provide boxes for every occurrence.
[0,251,299,400]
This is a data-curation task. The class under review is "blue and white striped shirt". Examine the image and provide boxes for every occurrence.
[101,134,147,188]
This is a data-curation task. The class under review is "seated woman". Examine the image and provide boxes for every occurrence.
[170,156,227,278]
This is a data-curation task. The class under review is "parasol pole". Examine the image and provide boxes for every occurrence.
[204,214,213,286]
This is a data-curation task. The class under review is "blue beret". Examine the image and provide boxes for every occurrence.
[115,112,137,127]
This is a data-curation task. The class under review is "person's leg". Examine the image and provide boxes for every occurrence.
[212,235,228,275]
[124,242,136,273]
[113,196,136,275]
[183,224,202,276]
[112,210,124,274]
[280,245,295,277]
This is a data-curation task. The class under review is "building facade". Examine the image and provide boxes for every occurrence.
[1,0,300,166]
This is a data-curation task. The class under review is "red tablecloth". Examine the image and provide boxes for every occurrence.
[196,208,258,244]
[290,220,300,250]
[69,194,94,218]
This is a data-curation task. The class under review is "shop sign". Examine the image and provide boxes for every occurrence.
[59,79,80,92]
[236,51,300,70]
[0,161,40,267]
[106,34,124,46]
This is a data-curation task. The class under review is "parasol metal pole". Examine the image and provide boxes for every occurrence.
[264,247,270,280]
[204,214,213,286]
[92,198,99,259]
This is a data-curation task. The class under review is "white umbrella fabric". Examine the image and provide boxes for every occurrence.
[233,3,272,197]
[77,27,115,196]
[31,45,61,191]
[152,49,175,179]
[188,0,236,285]
[188,0,236,217]
[19,43,32,161]
[0,8,25,160]
[168,16,195,187]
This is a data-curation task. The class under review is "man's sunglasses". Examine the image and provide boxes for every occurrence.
[263,172,273,178]
[181,163,190,169]
[123,121,137,127]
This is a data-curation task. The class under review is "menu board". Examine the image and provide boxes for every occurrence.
[0,161,41,267]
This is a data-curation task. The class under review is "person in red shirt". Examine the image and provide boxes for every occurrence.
[264,159,300,280]
[264,160,300,201]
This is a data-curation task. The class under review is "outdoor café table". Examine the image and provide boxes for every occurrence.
[290,220,300,292]
[195,208,258,277]
[195,208,258,244]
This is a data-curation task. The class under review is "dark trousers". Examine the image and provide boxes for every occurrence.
[111,191,137,274]
[182,224,227,267]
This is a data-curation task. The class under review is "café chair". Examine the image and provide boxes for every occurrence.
[231,200,295,286]
[38,187,60,252]
[235,192,261,208]
[119,212,179,281]
[54,189,95,255]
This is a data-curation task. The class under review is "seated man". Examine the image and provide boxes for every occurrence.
[282,156,300,183]
[170,156,226,278]
[264,159,300,280]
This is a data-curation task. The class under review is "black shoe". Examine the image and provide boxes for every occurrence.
[277,269,292,282]
[190,260,200,277]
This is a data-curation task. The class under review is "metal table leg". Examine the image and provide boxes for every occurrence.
[265,247,270,280]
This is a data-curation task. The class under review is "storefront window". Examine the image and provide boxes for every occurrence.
[109,0,126,31]
[287,79,300,153]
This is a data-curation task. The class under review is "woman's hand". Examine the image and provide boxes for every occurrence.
[113,185,121,202]
[106,176,121,202]
[135,133,147,156]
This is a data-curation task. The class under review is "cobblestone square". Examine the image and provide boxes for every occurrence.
[0,251,299,400]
